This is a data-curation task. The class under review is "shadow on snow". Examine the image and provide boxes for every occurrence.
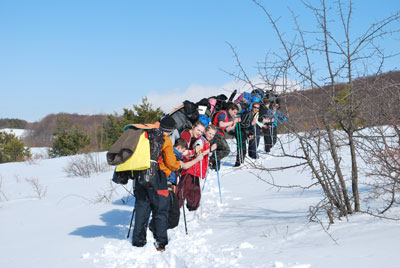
[69,205,135,240]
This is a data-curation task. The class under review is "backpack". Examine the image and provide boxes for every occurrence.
[108,124,165,187]
[168,101,200,134]
[263,90,280,104]
[251,88,264,99]
[198,114,211,127]
[213,94,228,115]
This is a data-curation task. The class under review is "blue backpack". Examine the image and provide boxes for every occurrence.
[198,114,211,127]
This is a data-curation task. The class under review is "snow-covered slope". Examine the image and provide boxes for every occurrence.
[0,137,399,268]
[0,128,29,138]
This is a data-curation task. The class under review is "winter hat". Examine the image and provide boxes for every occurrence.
[159,116,176,132]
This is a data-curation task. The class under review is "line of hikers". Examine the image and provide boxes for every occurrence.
[108,91,287,252]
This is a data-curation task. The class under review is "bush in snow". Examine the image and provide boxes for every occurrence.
[0,175,8,201]
[64,153,111,178]
[49,117,91,157]
[25,177,47,200]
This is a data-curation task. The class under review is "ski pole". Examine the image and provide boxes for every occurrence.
[127,206,136,239]
[180,186,188,235]
[126,180,136,239]
[235,123,240,163]
[201,168,210,192]
[272,125,275,146]
[214,150,222,203]
[238,122,243,164]
[254,124,258,159]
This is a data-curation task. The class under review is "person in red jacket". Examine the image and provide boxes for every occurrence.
[180,121,205,159]
[179,125,217,211]
[209,103,240,170]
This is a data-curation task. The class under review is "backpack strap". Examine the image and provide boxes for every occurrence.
[123,122,160,131]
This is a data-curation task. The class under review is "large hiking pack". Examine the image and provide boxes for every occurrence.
[234,88,264,113]
[107,123,164,187]
[263,89,280,105]
[195,98,213,127]
[168,100,199,134]
[208,94,228,117]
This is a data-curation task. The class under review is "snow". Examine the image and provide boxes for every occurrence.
[0,135,399,268]
[0,128,30,138]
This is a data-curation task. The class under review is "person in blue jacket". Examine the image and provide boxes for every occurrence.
[262,102,287,153]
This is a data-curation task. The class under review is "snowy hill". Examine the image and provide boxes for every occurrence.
[0,136,399,268]
[0,128,29,138]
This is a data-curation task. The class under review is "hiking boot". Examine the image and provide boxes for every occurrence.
[234,162,241,167]
[156,247,165,252]
[154,242,165,252]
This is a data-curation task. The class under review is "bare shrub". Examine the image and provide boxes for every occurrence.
[64,152,111,178]
[25,151,47,165]
[0,175,8,201]
[93,181,118,203]
[14,174,21,183]
[223,0,400,224]
[26,177,47,199]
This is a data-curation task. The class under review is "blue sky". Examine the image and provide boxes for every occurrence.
[1,0,399,122]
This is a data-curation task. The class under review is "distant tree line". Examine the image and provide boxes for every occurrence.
[46,97,163,157]
[0,118,28,129]
[0,97,163,162]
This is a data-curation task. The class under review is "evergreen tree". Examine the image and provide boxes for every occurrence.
[49,117,91,157]
[0,132,31,163]
[99,97,164,150]
[130,97,164,124]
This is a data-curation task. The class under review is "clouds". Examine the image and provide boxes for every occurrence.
[146,80,249,113]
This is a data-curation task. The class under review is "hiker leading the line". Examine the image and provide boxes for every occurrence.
[261,102,287,153]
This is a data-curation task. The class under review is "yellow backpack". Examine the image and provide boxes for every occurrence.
[115,131,150,171]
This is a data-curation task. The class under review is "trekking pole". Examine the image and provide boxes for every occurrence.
[127,206,136,239]
[214,150,223,203]
[201,168,210,192]
[254,124,258,159]
[272,126,275,147]
[199,167,211,206]
[238,122,244,164]
[200,160,203,193]
[180,186,188,235]
[271,126,274,147]
[235,123,240,163]
[126,180,136,239]
[236,123,243,164]
[178,174,188,235]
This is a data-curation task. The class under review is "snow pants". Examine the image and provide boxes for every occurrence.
[178,173,201,211]
[248,135,261,159]
[132,170,169,248]
[263,126,277,153]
